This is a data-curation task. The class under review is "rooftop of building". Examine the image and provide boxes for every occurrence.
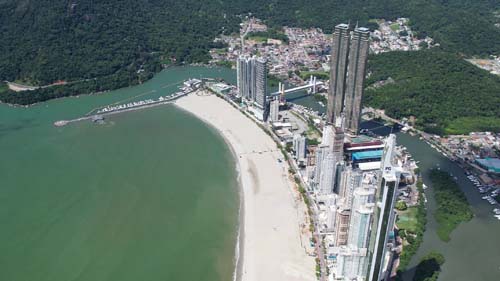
[347,134,382,144]
[475,158,500,172]
[352,150,383,161]
[355,27,370,33]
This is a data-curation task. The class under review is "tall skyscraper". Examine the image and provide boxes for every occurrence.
[328,24,351,124]
[344,27,370,134]
[269,97,280,122]
[367,134,400,281]
[254,57,268,109]
[293,134,307,163]
[236,55,268,120]
[236,55,254,100]
[327,25,370,135]
[318,152,337,195]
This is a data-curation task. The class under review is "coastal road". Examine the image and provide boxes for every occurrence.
[284,150,328,281]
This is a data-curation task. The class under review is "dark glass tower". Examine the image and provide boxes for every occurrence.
[327,23,351,124]
[344,27,370,135]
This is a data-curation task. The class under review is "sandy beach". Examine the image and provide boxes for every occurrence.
[175,92,315,281]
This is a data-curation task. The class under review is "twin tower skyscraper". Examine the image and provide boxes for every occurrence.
[327,24,370,135]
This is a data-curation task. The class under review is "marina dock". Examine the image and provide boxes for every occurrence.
[54,79,202,127]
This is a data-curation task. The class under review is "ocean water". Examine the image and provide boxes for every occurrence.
[0,67,239,281]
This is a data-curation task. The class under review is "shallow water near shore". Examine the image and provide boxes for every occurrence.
[0,66,239,281]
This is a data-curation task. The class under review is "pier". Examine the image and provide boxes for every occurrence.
[54,79,202,127]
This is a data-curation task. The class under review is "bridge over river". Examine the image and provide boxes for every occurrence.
[269,75,324,97]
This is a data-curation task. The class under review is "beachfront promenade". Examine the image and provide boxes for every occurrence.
[176,93,316,281]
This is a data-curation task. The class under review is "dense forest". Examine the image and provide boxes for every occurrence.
[364,50,500,134]
[428,169,473,242]
[0,0,499,106]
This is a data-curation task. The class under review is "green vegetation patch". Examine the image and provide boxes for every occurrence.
[267,74,282,87]
[413,251,445,281]
[313,93,327,104]
[397,206,419,232]
[365,50,500,135]
[429,169,473,242]
[445,117,500,135]
[246,36,267,42]
[0,82,8,94]
[390,22,400,31]
[306,116,322,139]
[245,28,289,44]
[215,60,234,68]
[397,179,427,272]
[299,71,329,81]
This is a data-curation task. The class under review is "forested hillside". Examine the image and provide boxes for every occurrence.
[0,0,499,106]
[364,50,500,134]
[0,0,235,85]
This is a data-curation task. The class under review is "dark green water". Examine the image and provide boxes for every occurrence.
[397,133,500,281]
[0,67,239,281]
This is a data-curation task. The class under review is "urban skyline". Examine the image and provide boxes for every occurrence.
[328,24,371,135]
[234,22,410,281]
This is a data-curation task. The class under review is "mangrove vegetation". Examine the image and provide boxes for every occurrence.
[429,169,473,242]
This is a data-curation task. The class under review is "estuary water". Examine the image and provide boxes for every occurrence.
[0,67,239,281]
[359,121,500,280]
[396,133,500,281]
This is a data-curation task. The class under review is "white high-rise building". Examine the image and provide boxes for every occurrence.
[236,55,267,108]
[236,55,269,120]
[313,144,329,188]
[367,134,400,281]
[322,125,335,149]
[348,173,377,247]
[293,134,307,163]
[254,57,268,109]
[269,97,280,122]
[318,152,337,195]
[314,124,344,191]
[236,55,254,100]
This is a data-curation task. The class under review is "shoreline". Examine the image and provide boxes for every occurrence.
[174,95,246,281]
[175,92,315,281]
